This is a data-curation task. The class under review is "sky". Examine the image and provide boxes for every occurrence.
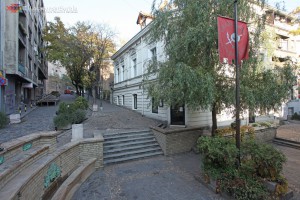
[43,0,300,45]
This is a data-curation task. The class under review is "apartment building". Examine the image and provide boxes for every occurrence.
[4,0,48,114]
[265,6,300,98]
[112,6,300,127]
[0,0,5,112]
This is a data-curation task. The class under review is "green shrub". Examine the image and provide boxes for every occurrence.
[53,113,72,128]
[0,112,9,129]
[197,136,287,199]
[54,99,87,128]
[241,140,286,180]
[220,169,268,200]
[197,136,238,178]
[291,112,300,120]
[251,123,260,127]
[74,96,88,110]
[71,109,86,124]
[258,121,272,128]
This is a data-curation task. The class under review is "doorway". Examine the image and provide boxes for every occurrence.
[170,105,185,125]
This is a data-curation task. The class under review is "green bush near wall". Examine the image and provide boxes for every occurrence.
[197,137,288,199]
[0,112,9,129]
[54,97,88,128]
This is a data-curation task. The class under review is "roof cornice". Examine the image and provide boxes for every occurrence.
[111,22,152,60]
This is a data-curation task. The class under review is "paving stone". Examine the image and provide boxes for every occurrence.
[72,153,224,200]
[0,94,76,144]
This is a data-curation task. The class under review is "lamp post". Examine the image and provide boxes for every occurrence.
[234,0,241,167]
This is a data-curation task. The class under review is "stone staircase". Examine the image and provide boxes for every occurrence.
[273,137,300,149]
[0,131,102,200]
[103,129,163,165]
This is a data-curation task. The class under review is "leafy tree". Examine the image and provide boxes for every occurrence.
[44,17,90,95]
[290,6,300,35]
[146,0,296,135]
[44,18,116,97]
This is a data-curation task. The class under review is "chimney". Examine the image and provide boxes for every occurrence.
[136,12,153,29]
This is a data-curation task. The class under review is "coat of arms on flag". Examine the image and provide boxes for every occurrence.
[217,16,249,64]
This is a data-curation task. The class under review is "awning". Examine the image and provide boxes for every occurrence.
[22,83,33,88]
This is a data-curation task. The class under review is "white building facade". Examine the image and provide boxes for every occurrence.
[112,5,300,127]
[112,24,215,127]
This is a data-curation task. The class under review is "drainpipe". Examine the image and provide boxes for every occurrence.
[142,52,144,117]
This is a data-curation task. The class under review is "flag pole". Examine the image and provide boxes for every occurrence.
[234,0,241,167]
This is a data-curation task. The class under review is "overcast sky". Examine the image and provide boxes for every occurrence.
[43,0,300,45]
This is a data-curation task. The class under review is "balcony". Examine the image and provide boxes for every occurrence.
[18,63,26,75]
[18,32,26,46]
[274,49,297,60]
[33,74,38,84]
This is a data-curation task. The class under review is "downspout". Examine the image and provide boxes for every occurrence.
[142,47,144,117]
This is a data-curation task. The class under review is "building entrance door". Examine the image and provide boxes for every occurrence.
[170,105,185,125]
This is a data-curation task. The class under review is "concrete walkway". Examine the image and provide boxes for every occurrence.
[0,94,76,144]
[57,99,162,147]
[276,122,300,142]
[72,152,223,200]
[275,121,300,199]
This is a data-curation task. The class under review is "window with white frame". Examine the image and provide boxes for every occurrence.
[117,68,120,83]
[122,95,125,105]
[151,47,157,62]
[133,94,137,109]
[132,58,137,77]
[121,65,124,81]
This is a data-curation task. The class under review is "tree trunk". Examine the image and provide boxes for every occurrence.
[211,102,218,137]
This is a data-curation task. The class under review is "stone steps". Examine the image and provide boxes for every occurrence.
[103,130,163,165]
[104,152,163,165]
[103,129,150,138]
[104,143,160,154]
[104,132,152,141]
[273,137,300,149]
[104,135,155,146]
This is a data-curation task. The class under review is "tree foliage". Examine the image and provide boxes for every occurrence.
[146,0,296,135]
[290,6,300,35]
[44,17,116,96]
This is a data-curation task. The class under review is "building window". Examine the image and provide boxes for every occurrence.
[132,58,137,77]
[133,94,137,110]
[117,96,119,105]
[278,36,288,51]
[152,97,158,114]
[122,95,125,105]
[151,47,157,61]
[117,68,119,83]
[122,65,124,81]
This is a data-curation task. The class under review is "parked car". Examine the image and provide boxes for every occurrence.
[64,89,71,94]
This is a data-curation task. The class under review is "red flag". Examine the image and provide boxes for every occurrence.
[217,16,249,64]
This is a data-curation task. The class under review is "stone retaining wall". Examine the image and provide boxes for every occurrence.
[0,131,61,166]
[151,126,277,156]
[254,127,277,142]
[16,138,103,200]
[151,126,208,155]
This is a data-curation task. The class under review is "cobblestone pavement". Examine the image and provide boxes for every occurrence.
[274,144,300,200]
[276,122,300,142]
[274,121,300,200]
[57,99,162,146]
[72,152,223,200]
[0,94,76,144]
